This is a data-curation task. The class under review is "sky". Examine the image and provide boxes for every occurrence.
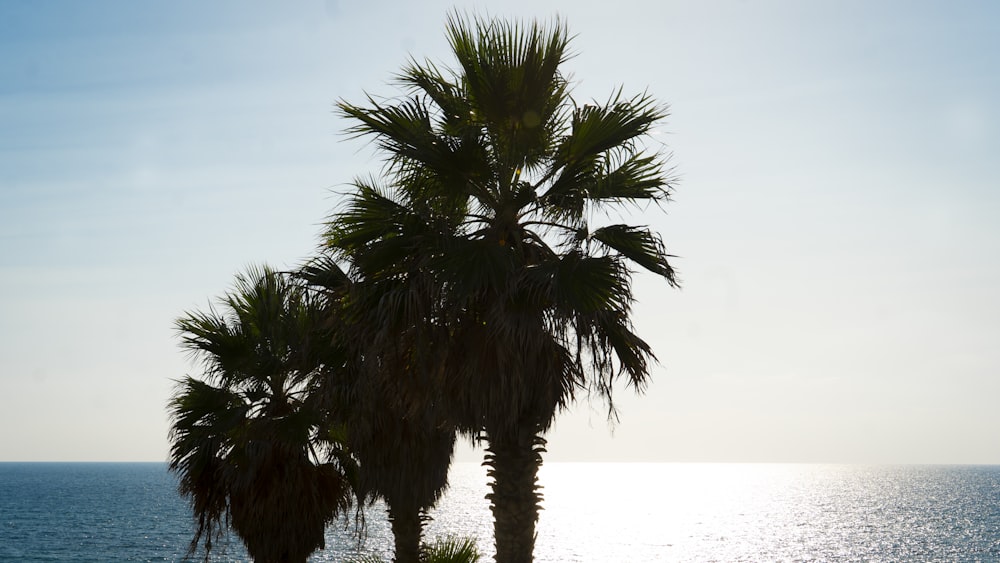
[1,0,998,463]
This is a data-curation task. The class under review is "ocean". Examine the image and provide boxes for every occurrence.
[1,462,998,562]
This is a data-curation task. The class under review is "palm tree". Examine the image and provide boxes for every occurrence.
[168,265,356,563]
[329,14,677,563]
[299,256,457,563]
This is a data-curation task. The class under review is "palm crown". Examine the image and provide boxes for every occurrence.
[168,266,355,563]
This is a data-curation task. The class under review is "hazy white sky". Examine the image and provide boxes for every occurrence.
[2,0,998,463]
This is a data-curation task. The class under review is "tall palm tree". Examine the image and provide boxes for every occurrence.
[168,266,356,563]
[299,256,457,563]
[328,14,677,563]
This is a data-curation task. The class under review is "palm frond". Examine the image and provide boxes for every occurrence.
[557,91,664,164]
[585,308,655,396]
[296,254,350,293]
[396,59,470,134]
[446,13,571,173]
[590,153,672,204]
[421,535,482,563]
[591,224,678,282]
[547,251,631,313]
[326,179,410,258]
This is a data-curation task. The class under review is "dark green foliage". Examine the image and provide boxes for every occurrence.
[346,535,483,563]
[420,535,483,563]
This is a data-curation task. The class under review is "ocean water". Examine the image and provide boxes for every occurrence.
[1,462,999,562]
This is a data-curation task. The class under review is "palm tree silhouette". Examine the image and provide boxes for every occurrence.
[328,14,677,563]
[298,255,457,563]
[168,266,355,563]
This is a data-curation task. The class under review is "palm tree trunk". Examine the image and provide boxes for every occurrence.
[485,426,545,563]
[388,504,423,563]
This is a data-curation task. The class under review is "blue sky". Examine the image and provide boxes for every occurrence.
[2,0,998,462]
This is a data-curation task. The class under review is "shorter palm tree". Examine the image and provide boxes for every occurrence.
[299,256,457,563]
[168,265,356,563]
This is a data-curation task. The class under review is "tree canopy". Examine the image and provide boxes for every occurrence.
[170,13,676,563]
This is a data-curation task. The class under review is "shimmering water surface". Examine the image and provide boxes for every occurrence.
[1,462,998,561]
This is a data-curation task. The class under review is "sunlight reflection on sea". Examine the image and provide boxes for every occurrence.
[317,463,1000,562]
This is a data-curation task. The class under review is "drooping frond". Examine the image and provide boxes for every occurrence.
[591,224,678,283]
[168,377,246,558]
[297,254,351,294]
